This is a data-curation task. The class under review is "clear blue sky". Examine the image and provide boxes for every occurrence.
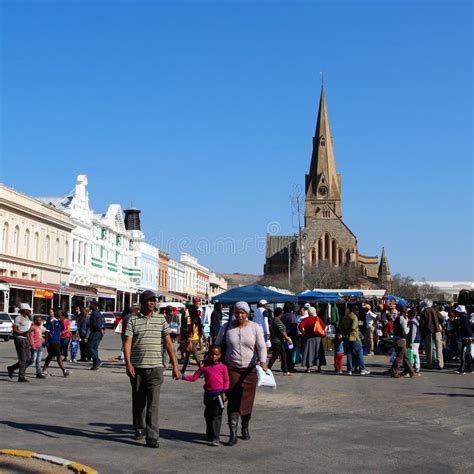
[1,1,472,280]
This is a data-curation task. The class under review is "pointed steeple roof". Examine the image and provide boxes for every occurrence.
[306,84,340,201]
[378,247,391,276]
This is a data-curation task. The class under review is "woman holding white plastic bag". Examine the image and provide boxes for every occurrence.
[215,301,267,446]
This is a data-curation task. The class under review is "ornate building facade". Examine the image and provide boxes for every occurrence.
[265,86,390,288]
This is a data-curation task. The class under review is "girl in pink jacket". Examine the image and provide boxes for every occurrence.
[182,345,229,446]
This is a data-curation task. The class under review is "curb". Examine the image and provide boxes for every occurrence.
[0,449,97,474]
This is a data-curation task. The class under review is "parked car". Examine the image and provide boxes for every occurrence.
[102,312,116,329]
[0,312,13,341]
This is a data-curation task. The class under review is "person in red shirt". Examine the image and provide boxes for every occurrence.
[298,307,327,373]
[384,317,394,337]
[182,345,230,446]
[60,311,72,362]
[28,315,45,379]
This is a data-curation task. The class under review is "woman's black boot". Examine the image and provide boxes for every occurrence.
[227,414,239,446]
[241,415,251,440]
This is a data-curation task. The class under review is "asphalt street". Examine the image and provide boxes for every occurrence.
[0,331,473,473]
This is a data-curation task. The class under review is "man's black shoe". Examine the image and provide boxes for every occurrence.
[90,366,99,370]
[146,438,159,449]
[18,377,29,383]
[7,366,13,379]
[133,430,144,440]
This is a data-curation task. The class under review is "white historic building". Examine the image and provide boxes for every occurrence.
[180,252,210,301]
[208,272,228,300]
[39,175,141,311]
[139,242,159,293]
[0,184,74,312]
[168,258,185,294]
[38,175,93,288]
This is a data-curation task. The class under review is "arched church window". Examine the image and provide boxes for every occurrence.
[324,234,330,260]
[338,248,344,266]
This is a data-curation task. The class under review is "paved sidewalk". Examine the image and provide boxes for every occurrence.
[1,332,473,473]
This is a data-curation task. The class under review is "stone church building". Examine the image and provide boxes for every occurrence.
[264,86,391,289]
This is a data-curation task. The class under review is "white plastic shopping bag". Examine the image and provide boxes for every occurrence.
[256,366,277,390]
[114,320,122,334]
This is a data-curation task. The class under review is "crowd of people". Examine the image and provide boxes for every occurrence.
[4,294,473,449]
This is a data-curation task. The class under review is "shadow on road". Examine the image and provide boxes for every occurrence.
[0,420,143,446]
[436,386,474,391]
[89,422,210,445]
[423,392,474,398]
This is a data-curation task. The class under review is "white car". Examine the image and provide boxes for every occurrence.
[102,312,116,329]
[0,312,13,341]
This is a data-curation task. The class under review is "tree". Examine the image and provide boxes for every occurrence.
[390,274,448,301]
[259,261,363,292]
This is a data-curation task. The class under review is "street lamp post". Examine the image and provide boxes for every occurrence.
[58,256,64,310]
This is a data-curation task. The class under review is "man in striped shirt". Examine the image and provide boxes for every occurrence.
[124,290,182,448]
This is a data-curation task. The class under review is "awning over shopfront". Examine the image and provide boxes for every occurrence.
[94,286,117,299]
[168,292,187,302]
[0,276,66,293]
[156,290,187,301]
[68,284,97,297]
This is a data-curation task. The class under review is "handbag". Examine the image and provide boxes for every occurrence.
[407,347,415,365]
[314,317,326,338]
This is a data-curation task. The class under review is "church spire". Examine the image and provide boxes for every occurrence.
[378,247,391,290]
[305,83,342,218]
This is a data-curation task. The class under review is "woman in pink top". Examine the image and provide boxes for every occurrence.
[59,311,72,362]
[28,315,45,378]
[182,345,229,446]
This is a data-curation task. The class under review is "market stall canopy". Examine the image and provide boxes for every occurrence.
[297,290,364,302]
[212,284,296,304]
[385,295,409,306]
